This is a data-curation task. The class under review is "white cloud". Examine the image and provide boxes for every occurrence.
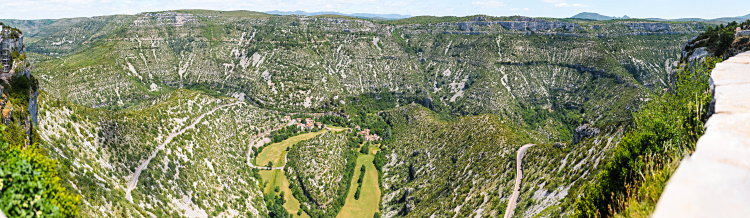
[540,0,588,8]
[554,3,588,7]
[471,0,506,8]
[510,8,532,11]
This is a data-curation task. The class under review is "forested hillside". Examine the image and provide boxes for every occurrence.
[0,11,721,217]
[6,11,705,142]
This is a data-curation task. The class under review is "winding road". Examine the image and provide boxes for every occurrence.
[125,101,243,202]
[504,144,534,218]
[248,152,288,170]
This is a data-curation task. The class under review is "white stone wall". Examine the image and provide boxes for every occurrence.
[653,52,750,218]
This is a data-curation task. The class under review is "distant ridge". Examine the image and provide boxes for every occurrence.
[571,12,750,23]
[571,12,629,21]
[265,10,411,20]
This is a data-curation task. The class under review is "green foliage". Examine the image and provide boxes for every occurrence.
[360,143,370,154]
[573,58,720,217]
[520,104,584,141]
[319,115,348,127]
[5,74,33,108]
[691,19,750,58]
[266,192,290,218]
[286,133,358,217]
[271,125,302,143]
[372,149,386,172]
[0,125,80,217]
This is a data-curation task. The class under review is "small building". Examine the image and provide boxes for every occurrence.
[281,116,291,122]
[356,128,380,141]
[364,134,381,142]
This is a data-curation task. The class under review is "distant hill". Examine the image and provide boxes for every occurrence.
[567,12,750,24]
[571,12,629,20]
[265,10,411,20]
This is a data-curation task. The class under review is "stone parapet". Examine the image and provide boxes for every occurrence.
[653,52,750,218]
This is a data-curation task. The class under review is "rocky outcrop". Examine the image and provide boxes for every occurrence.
[496,21,579,32]
[627,23,671,32]
[572,124,600,145]
[736,30,750,37]
[0,24,38,139]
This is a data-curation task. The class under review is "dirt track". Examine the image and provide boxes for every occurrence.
[504,144,534,218]
[125,101,243,202]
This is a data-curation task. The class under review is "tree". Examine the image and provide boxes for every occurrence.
[354,187,361,200]
[267,161,273,169]
[360,143,370,154]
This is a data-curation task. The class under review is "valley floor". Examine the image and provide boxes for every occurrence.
[255,126,377,218]
[338,151,382,218]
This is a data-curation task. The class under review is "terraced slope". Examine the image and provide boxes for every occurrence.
[11,11,703,141]
[1,11,714,217]
[378,105,623,217]
[36,89,282,217]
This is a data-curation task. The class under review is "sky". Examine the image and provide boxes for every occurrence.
[0,0,748,20]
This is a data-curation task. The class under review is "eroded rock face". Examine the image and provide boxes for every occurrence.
[0,24,38,136]
[689,47,710,64]
[627,23,671,32]
[572,124,600,145]
[736,30,750,37]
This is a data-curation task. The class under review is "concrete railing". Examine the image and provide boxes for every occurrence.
[653,52,750,217]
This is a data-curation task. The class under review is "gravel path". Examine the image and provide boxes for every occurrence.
[125,101,243,202]
[504,144,534,218]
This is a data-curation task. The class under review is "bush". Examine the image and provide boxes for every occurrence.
[360,143,370,154]
[354,187,361,200]
[0,125,80,217]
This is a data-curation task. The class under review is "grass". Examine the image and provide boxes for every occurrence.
[259,169,311,218]
[256,126,346,217]
[256,126,346,167]
[337,154,381,218]
[256,129,332,167]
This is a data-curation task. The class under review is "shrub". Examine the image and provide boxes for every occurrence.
[0,125,80,217]
[360,143,370,154]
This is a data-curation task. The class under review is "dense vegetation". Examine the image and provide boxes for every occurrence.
[573,57,720,217]
[265,192,290,218]
[286,132,358,217]
[685,20,750,58]
[0,126,80,217]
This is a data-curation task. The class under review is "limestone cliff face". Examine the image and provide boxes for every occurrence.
[0,23,39,138]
